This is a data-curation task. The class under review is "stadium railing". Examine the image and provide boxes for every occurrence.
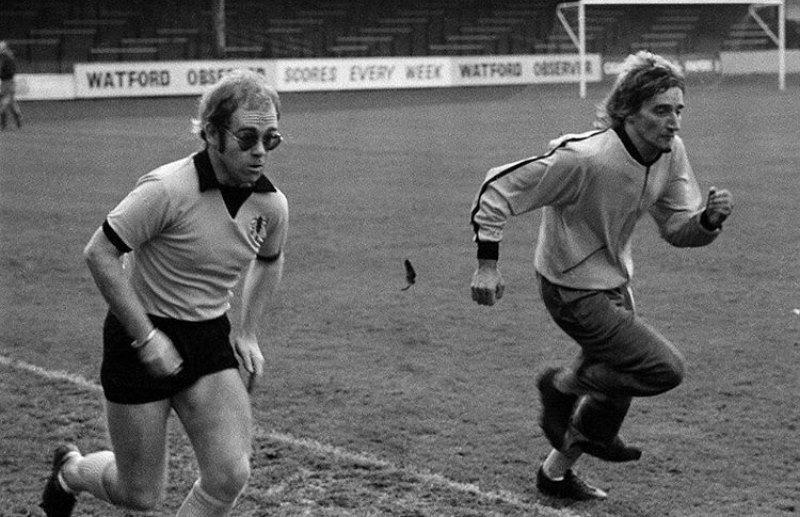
[263,17,327,56]
[154,28,200,59]
[444,34,505,55]
[223,45,265,58]
[326,43,370,57]
[428,42,487,55]
[376,17,432,56]
[332,35,395,57]
[359,27,415,56]
[89,46,158,62]
[119,37,190,61]
[62,18,130,47]
[228,26,317,58]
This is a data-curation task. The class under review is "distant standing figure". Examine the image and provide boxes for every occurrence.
[469,51,733,500]
[40,69,288,517]
[0,40,22,130]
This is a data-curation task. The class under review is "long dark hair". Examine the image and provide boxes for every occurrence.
[596,51,684,129]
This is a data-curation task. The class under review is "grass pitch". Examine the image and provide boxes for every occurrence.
[1,78,799,516]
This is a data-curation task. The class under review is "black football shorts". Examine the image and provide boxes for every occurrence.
[101,311,239,404]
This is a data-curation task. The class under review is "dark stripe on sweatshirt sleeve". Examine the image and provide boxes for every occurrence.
[469,130,606,239]
[256,251,282,263]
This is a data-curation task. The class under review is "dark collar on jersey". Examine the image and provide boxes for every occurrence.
[613,124,664,167]
[193,149,276,193]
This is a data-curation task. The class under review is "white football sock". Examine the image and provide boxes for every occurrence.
[542,447,582,480]
[63,450,116,503]
[176,480,237,517]
[56,451,82,494]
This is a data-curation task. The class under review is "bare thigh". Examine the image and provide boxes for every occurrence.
[106,398,172,495]
[172,368,252,498]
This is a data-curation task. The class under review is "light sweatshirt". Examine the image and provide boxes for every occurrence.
[470,126,720,290]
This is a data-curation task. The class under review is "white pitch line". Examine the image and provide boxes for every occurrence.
[0,354,100,391]
[0,354,581,517]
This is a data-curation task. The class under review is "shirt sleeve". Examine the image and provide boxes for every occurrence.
[470,147,584,248]
[105,174,172,251]
[649,138,719,247]
[256,190,289,260]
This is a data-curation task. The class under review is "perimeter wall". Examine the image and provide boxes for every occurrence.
[13,51,799,101]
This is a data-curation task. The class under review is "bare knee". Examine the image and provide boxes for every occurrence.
[204,456,251,501]
[116,484,163,511]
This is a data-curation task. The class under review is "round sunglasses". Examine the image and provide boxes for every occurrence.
[224,128,283,151]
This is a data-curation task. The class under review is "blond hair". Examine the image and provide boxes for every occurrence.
[192,69,280,141]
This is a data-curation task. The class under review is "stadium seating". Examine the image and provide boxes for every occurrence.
[29,27,97,72]
[63,18,130,47]
[629,9,703,55]
[119,37,191,61]
[89,46,158,63]
[723,17,775,50]
[4,37,60,73]
[3,0,797,73]
[155,28,201,58]
[333,35,395,57]
[359,26,415,56]
[327,43,371,57]
[0,8,38,39]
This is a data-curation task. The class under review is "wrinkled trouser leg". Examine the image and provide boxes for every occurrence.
[539,275,685,449]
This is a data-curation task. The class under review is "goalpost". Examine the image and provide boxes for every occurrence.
[555,0,786,98]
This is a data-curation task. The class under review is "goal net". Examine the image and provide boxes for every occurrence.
[555,0,786,97]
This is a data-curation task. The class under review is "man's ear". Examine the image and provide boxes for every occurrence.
[205,123,221,149]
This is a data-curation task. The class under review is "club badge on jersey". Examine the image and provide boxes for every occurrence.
[248,215,268,246]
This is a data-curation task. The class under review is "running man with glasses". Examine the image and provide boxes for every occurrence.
[41,69,288,517]
[470,51,732,500]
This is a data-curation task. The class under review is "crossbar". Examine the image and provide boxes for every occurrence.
[557,0,785,97]
[580,0,781,4]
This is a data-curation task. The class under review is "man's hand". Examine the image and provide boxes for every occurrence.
[233,333,264,393]
[136,329,183,378]
[704,187,733,229]
[471,260,505,306]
